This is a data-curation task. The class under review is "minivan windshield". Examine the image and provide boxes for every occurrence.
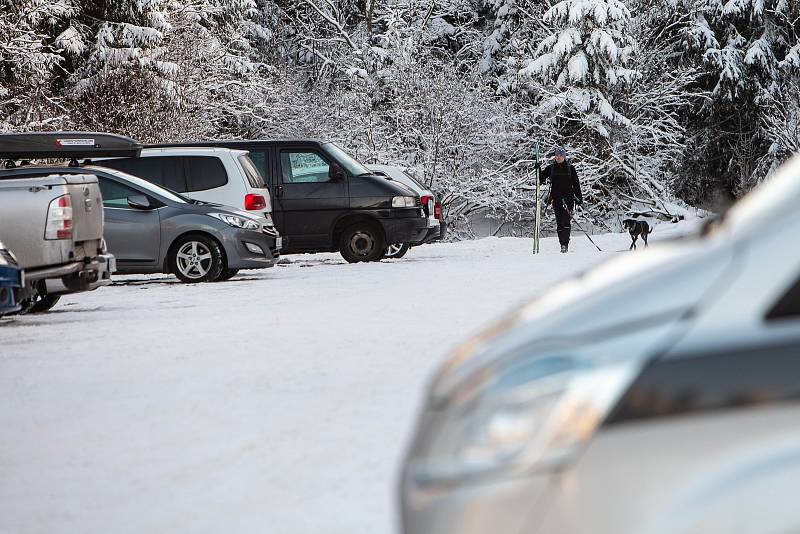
[322,143,371,176]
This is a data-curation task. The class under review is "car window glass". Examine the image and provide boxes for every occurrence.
[280,151,330,184]
[100,157,187,192]
[401,170,427,191]
[98,177,143,208]
[185,156,228,191]
[766,271,800,320]
[246,151,269,185]
[238,154,266,188]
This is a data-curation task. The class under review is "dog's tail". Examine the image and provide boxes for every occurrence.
[647,224,654,235]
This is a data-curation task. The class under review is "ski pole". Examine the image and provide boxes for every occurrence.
[563,200,602,252]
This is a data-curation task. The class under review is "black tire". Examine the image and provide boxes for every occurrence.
[170,234,225,283]
[339,222,385,263]
[28,294,61,313]
[18,281,60,314]
[214,268,240,282]
[382,243,410,259]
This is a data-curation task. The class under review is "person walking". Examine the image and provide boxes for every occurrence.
[540,146,583,253]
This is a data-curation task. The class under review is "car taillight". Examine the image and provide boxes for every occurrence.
[245,194,266,211]
[44,194,73,240]
[434,201,442,220]
[421,195,434,217]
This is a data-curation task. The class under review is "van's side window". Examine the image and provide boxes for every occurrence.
[98,178,143,208]
[185,156,228,191]
[280,151,330,183]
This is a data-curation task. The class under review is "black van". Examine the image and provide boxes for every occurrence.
[147,140,429,262]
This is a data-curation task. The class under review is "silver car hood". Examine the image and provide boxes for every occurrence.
[430,234,737,401]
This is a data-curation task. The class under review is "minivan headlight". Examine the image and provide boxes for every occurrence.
[392,196,416,208]
[208,212,260,230]
[409,355,641,485]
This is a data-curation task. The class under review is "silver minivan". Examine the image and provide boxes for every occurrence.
[400,156,800,534]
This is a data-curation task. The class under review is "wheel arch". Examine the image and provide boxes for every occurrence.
[331,213,385,246]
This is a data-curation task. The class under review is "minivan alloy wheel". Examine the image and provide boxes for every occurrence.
[383,243,410,259]
[176,241,213,279]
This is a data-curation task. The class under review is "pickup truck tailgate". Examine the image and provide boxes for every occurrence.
[62,174,104,242]
[0,174,104,269]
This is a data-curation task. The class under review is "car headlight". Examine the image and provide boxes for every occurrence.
[409,348,644,486]
[208,212,260,230]
[392,196,416,208]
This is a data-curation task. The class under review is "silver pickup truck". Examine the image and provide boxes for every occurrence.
[0,133,122,312]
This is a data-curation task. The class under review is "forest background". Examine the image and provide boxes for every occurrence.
[2,0,799,235]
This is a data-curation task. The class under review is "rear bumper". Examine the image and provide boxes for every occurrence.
[0,265,22,316]
[221,226,281,270]
[413,221,448,245]
[42,254,115,295]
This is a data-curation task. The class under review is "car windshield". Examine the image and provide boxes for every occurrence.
[87,166,191,204]
[322,143,371,176]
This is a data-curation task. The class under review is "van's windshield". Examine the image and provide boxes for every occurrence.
[322,143,371,176]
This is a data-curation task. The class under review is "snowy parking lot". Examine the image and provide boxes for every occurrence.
[0,226,691,534]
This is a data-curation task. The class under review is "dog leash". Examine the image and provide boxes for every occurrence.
[563,200,603,252]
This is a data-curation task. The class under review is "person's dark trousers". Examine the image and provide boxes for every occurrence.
[553,197,574,246]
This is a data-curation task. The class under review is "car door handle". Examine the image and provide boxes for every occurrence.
[275,186,284,198]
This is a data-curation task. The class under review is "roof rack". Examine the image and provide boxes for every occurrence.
[0,132,141,159]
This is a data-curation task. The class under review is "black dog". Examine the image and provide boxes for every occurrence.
[623,219,652,250]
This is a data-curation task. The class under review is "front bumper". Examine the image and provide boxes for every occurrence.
[220,226,281,270]
[380,215,429,245]
[401,467,552,534]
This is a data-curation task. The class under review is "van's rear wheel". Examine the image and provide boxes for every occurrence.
[339,222,385,263]
[171,235,224,283]
[383,243,410,259]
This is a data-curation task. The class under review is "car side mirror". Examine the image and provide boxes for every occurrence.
[127,195,152,210]
[329,164,346,181]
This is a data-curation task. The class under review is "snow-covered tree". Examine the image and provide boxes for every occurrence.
[0,0,76,129]
[520,0,638,139]
[676,0,800,200]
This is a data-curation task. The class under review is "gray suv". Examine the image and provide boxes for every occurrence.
[8,165,281,282]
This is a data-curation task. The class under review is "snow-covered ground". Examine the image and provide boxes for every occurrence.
[0,223,696,534]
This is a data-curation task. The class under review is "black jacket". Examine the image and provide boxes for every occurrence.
[540,161,582,203]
